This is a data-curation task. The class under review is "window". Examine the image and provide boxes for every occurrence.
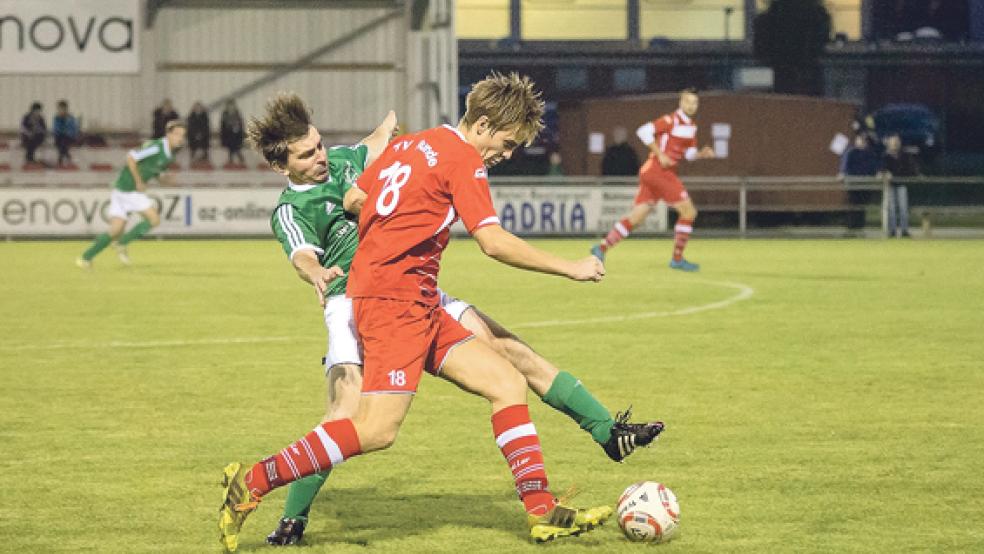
[556,67,589,91]
[614,67,647,92]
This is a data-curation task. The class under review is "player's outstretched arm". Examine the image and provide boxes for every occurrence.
[472,224,604,282]
[359,110,399,167]
[291,250,345,308]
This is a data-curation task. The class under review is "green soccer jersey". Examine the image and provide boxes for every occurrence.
[271,144,369,298]
[113,138,175,192]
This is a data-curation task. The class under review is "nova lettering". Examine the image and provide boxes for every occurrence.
[0,14,132,53]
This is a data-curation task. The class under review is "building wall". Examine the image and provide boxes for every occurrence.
[1,4,435,142]
[558,92,858,176]
[456,0,861,40]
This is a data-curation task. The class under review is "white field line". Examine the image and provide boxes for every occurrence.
[510,280,755,330]
[0,335,302,352]
[2,281,754,350]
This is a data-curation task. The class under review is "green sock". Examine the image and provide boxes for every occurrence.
[541,371,615,444]
[82,233,112,261]
[282,470,331,522]
[118,219,152,245]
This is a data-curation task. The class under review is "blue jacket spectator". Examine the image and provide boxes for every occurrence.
[52,100,80,167]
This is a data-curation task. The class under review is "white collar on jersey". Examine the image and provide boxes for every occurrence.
[287,179,317,192]
[161,137,172,158]
[442,123,468,143]
[675,109,693,125]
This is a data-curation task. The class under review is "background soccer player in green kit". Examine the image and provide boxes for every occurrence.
[240,93,664,548]
[76,120,187,268]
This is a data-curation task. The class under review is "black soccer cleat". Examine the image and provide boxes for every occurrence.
[266,518,305,546]
[602,408,665,462]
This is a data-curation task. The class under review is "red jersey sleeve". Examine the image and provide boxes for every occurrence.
[654,115,673,137]
[447,161,499,234]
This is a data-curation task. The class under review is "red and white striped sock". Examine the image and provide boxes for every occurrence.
[672,218,693,261]
[600,217,633,252]
[492,404,557,515]
[245,419,362,498]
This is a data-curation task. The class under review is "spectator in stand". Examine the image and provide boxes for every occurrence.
[220,99,246,167]
[601,126,640,176]
[187,101,211,164]
[547,151,564,176]
[152,99,180,139]
[839,133,881,179]
[838,133,882,229]
[52,100,80,167]
[880,133,919,238]
[20,102,47,166]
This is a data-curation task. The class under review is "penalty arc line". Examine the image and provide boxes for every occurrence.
[510,280,755,330]
[2,282,754,349]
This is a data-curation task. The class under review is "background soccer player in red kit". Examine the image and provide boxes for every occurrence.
[592,88,716,271]
[218,73,612,551]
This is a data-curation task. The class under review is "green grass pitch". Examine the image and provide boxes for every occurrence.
[1,238,983,553]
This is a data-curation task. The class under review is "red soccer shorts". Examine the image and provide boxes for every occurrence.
[353,297,474,394]
[635,158,689,206]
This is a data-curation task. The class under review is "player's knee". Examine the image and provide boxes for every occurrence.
[355,419,401,451]
[492,366,527,403]
[146,214,160,227]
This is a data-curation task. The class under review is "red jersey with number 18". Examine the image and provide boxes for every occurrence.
[347,124,500,306]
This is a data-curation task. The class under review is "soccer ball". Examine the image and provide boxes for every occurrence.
[616,481,680,543]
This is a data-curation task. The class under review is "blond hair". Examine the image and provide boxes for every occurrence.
[246,93,313,167]
[461,72,544,146]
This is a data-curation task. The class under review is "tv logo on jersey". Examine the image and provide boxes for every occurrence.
[474,167,487,179]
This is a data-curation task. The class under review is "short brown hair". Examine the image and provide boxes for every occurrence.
[247,93,313,167]
[165,119,186,133]
[461,72,544,146]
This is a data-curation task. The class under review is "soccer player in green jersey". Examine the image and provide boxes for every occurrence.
[76,120,186,269]
[228,94,664,549]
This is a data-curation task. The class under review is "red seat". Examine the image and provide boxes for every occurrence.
[0,163,11,172]
[90,163,114,171]
[190,160,215,171]
[22,162,46,171]
[55,163,81,171]
[223,162,248,171]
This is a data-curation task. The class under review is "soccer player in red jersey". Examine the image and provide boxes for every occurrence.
[592,88,716,271]
[218,74,612,551]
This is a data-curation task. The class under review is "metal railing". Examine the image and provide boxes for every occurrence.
[489,175,984,236]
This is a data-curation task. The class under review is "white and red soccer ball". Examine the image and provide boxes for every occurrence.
[616,481,680,543]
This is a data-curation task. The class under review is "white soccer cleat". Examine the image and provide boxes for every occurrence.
[113,242,131,266]
[75,257,92,270]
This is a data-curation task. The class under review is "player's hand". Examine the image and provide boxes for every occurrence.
[657,152,674,168]
[698,146,716,159]
[308,265,345,308]
[569,256,606,282]
[383,110,400,139]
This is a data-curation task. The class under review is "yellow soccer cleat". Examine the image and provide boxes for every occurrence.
[527,503,613,543]
[218,462,260,552]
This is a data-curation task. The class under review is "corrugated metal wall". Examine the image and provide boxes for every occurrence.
[154,6,407,139]
[1,4,435,142]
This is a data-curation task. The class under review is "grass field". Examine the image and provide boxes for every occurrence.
[2,238,983,553]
